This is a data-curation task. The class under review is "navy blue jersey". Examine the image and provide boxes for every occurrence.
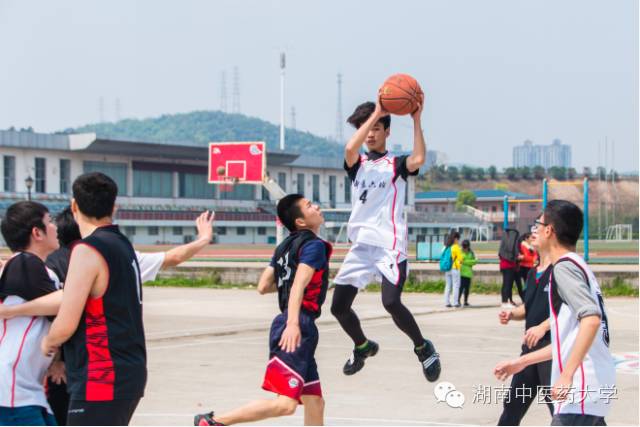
[270,230,332,318]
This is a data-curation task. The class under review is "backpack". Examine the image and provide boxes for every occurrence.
[499,229,520,262]
[439,245,453,272]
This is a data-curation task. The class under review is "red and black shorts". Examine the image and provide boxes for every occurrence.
[262,311,321,403]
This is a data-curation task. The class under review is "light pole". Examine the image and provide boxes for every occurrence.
[279,52,285,151]
[25,175,34,201]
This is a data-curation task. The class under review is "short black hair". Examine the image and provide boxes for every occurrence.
[55,206,81,247]
[461,239,470,250]
[277,194,305,232]
[0,201,49,252]
[446,230,461,247]
[72,172,118,219]
[347,101,391,130]
[544,199,583,247]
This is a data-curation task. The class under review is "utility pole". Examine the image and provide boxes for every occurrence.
[220,71,228,113]
[279,52,286,151]
[335,73,343,142]
[232,66,240,114]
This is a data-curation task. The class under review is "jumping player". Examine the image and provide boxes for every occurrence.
[195,194,332,426]
[494,200,616,426]
[41,172,146,426]
[330,98,441,381]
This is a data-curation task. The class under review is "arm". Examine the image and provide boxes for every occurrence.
[344,100,388,167]
[551,315,601,401]
[494,344,552,381]
[257,266,277,295]
[0,289,63,318]
[278,263,315,353]
[498,304,525,324]
[162,211,214,268]
[405,102,426,172]
[523,318,551,349]
[42,244,102,355]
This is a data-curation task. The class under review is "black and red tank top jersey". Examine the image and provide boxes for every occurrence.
[64,225,146,401]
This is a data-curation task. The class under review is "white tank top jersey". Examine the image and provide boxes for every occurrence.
[346,152,414,254]
[548,252,616,417]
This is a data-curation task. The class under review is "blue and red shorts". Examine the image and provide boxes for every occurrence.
[261,311,321,403]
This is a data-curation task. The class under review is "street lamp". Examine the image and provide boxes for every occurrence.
[25,175,34,201]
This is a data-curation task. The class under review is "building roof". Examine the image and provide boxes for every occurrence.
[415,189,536,201]
[0,130,343,170]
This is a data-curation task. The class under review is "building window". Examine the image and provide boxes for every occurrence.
[237,227,246,235]
[344,176,351,203]
[219,184,255,201]
[491,206,497,213]
[84,161,128,194]
[329,176,336,208]
[3,156,15,192]
[179,173,215,199]
[257,227,266,235]
[216,227,226,235]
[124,226,136,236]
[134,169,173,198]
[148,226,159,236]
[297,173,304,195]
[312,174,320,202]
[173,226,183,235]
[35,157,46,193]
[441,207,446,213]
[261,186,270,201]
[278,172,286,192]
[59,159,71,194]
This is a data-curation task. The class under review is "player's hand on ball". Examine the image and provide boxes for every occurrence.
[196,210,215,243]
[411,102,423,120]
[374,96,389,118]
[498,310,512,325]
[523,325,545,349]
[279,323,301,353]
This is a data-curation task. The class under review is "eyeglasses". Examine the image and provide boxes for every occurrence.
[531,219,550,232]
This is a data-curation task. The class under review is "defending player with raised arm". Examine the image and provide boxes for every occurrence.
[195,194,332,426]
[331,96,440,383]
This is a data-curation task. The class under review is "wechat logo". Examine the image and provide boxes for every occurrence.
[434,381,465,408]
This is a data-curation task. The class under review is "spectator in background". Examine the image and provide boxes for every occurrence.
[443,231,462,308]
[517,233,538,288]
[458,240,477,307]
[499,255,523,309]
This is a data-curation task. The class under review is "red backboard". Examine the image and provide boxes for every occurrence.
[208,141,266,184]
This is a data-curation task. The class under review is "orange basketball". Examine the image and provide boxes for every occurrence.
[378,74,424,115]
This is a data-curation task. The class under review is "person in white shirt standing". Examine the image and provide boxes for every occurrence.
[0,201,61,426]
[494,200,615,426]
[330,98,441,383]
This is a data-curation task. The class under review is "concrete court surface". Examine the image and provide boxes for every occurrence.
[134,288,639,426]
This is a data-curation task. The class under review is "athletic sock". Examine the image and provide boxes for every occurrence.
[356,340,369,351]
[414,342,426,351]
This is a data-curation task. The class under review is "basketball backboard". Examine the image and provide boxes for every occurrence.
[208,141,266,184]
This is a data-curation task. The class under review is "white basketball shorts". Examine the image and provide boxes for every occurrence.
[333,242,408,289]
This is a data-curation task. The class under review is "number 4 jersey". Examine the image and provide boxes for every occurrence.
[345,151,418,254]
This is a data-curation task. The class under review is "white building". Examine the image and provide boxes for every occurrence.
[513,139,572,169]
[0,130,418,245]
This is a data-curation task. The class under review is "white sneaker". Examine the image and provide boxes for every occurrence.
[501,303,515,309]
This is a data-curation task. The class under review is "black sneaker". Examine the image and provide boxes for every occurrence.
[194,412,225,426]
[414,339,441,382]
[343,340,379,375]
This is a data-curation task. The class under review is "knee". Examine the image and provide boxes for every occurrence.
[275,397,298,416]
[330,300,346,318]
[382,295,401,313]
[304,396,325,412]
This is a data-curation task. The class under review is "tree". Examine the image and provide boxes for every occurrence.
[447,166,460,181]
[549,166,567,180]
[567,168,577,180]
[519,166,532,180]
[533,166,545,180]
[582,167,592,179]
[475,167,485,180]
[461,165,475,180]
[597,167,606,180]
[488,165,498,180]
[504,167,518,180]
[455,190,476,211]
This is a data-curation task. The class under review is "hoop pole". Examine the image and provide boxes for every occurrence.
[503,195,509,231]
[542,178,548,209]
[584,177,589,262]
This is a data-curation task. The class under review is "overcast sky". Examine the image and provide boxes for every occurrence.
[1,0,637,171]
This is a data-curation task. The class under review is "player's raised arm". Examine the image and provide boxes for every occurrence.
[162,210,214,268]
[406,102,426,173]
[344,99,388,167]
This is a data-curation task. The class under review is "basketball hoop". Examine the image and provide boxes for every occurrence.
[219,176,239,193]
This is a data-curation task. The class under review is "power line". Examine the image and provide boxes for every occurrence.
[335,73,343,142]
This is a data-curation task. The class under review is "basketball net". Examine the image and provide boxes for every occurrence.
[219,176,239,193]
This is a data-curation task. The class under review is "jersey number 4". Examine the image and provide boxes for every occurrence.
[359,190,368,204]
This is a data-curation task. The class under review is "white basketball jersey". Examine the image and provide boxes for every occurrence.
[548,252,615,417]
[347,153,409,253]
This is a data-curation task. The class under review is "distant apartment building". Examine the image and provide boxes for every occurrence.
[513,139,571,169]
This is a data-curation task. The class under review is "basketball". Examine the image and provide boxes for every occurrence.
[216,166,226,176]
[378,73,424,115]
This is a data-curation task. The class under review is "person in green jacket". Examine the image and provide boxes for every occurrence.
[458,239,477,307]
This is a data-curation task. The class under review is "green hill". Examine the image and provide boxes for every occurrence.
[66,110,344,157]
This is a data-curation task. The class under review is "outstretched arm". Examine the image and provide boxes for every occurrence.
[344,100,388,167]
[405,102,426,173]
[0,290,63,318]
[162,211,214,268]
